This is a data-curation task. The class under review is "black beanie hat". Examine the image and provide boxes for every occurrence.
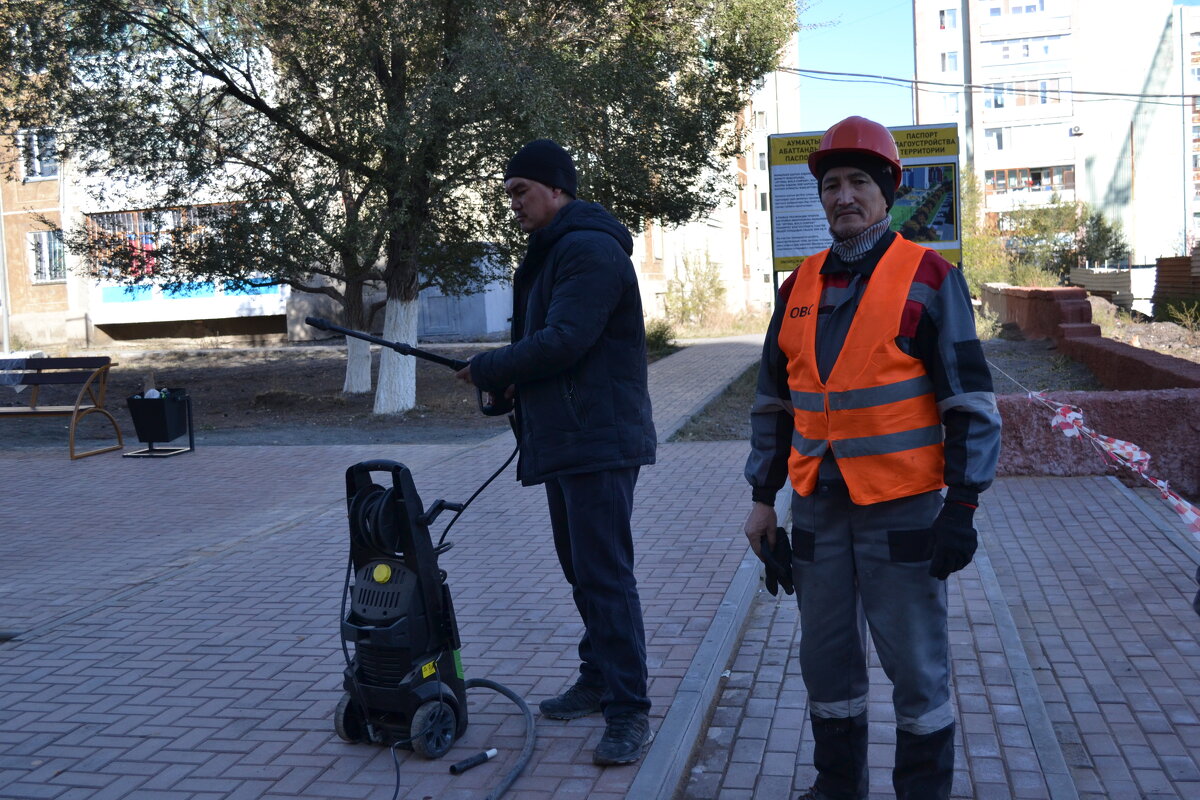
[815,152,897,211]
[505,139,577,197]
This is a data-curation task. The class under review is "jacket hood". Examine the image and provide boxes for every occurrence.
[533,200,634,256]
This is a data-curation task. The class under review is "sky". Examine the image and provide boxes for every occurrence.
[793,0,917,133]
[792,0,1200,133]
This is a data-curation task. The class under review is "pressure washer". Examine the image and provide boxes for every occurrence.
[306,317,532,799]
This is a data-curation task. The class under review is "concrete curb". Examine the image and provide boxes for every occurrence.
[973,538,1080,800]
[627,547,762,800]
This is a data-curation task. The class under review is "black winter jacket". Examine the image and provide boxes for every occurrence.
[470,200,656,485]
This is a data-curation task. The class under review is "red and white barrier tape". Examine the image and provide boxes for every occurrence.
[1030,391,1200,536]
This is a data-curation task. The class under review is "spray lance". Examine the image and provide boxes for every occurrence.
[304,317,514,417]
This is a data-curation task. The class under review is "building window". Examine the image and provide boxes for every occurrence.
[28,230,66,283]
[759,192,768,212]
[941,51,958,72]
[939,8,957,29]
[984,165,1075,195]
[985,127,1005,151]
[989,35,1060,63]
[984,79,1064,109]
[758,152,767,170]
[19,129,58,180]
[754,111,768,130]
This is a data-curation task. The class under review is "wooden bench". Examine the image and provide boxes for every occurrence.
[0,356,125,458]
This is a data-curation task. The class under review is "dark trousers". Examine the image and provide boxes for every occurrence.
[545,466,649,719]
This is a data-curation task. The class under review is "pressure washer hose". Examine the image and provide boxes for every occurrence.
[463,677,537,800]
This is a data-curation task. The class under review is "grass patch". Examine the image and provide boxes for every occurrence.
[674,309,771,339]
[669,361,757,441]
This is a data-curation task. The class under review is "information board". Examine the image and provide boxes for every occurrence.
[768,123,961,272]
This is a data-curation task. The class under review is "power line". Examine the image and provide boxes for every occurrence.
[784,67,1198,107]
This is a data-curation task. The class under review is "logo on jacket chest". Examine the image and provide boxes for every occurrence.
[788,303,815,319]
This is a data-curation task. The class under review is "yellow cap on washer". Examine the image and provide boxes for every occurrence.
[372,563,393,583]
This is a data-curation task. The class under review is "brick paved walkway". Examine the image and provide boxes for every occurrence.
[679,476,1200,800]
[2,338,1199,800]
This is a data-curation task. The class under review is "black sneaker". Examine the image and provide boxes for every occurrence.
[592,711,653,766]
[538,682,604,720]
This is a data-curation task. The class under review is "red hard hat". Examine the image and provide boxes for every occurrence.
[808,116,903,189]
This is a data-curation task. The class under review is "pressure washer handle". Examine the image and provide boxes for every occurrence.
[305,317,468,370]
[306,316,515,416]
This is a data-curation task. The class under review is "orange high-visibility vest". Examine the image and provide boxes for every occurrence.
[778,237,945,505]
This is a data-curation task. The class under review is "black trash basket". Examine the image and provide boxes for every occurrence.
[124,388,194,457]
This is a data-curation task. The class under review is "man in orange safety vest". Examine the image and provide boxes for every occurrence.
[744,116,1002,800]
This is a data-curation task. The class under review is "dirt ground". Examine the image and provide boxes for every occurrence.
[2,344,514,449]
[3,305,1197,451]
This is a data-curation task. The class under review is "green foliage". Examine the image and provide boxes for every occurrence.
[1158,298,1200,332]
[1007,261,1060,288]
[677,308,772,338]
[959,164,1013,297]
[645,317,677,357]
[1,0,797,402]
[1000,193,1078,278]
[973,307,1001,341]
[1078,210,1130,267]
[663,251,727,327]
[997,194,1130,279]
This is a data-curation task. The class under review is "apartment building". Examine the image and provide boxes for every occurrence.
[913,0,1188,263]
[0,130,71,352]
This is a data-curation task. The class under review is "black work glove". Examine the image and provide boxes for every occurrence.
[928,500,978,580]
[758,527,795,596]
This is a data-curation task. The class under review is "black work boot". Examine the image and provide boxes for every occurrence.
[810,712,869,799]
[894,722,955,800]
[538,681,604,720]
[797,788,831,800]
[1192,566,1200,617]
[592,711,653,765]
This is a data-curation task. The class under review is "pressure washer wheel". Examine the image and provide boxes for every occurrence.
[411,700,457,759]
[334,692,367,744]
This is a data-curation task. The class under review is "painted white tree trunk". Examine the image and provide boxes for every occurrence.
[373,297,419,414]
[342,335,373,394]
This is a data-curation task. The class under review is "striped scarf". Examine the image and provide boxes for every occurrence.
[830,215,892,263]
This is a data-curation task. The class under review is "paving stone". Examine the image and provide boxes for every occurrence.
[5,350,1200,800]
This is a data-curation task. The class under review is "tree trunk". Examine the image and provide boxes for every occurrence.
[373,296,418,413]
[343,335,372,394]
[340,276,373,394]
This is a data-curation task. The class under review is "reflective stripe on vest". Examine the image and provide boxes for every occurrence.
[777,237,945,505]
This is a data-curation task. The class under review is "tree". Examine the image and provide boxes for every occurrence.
[1077,209,1130,267]
[998,196,1130,279]
[999,193,1078,279]
[958,163,1011,297]
[0,0,798,412]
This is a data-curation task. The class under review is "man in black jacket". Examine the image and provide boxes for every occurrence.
[456,139,657,766]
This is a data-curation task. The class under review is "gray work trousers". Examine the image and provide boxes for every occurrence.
[790,480,954,736]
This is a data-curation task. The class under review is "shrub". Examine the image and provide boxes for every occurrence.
[1159,298,1200,333]
[676,308,771,338]
[664,251,726,327]
[645,317,677,357]
[974,307,1001,340]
